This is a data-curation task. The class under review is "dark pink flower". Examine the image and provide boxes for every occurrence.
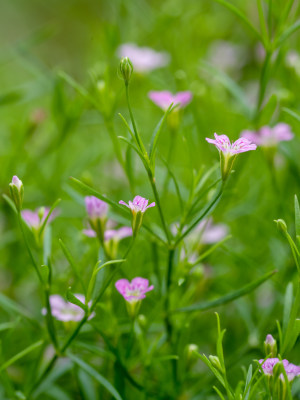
[115,277,154,303]
[117,43,170,72]
[242,123,294,147]
[119,195,155,214]
[148,90,192,111]
[206,133,257,156]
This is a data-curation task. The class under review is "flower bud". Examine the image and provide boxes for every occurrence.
[184,343,199,367]
[9,176,24,211]
[209,355,223,372]
[264,334,277,357]
[119,57,133,85]
[274,219,288,234]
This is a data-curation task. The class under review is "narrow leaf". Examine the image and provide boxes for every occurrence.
[174,270,276,313]
[0,340,43,373]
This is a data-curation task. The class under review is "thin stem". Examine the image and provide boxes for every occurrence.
[255,50,272,118]
[125,84,144,152]
[174,185,224,246]
[148,170,171,245]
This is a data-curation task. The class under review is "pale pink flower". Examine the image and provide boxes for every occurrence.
[194,218,228,244]
[22,207,57,230]
[259,358,300,381]
[85,196,108,220]
[242,123,294,147]
[119,196,155,214]
[115,278,154,303]
[83,226,132,241]
[148,91,192,111]
[42,294,94,322]
[206,133,257,155]
[117,43,170,72]
[10,175,23,191]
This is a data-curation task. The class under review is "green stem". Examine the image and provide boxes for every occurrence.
[255,50,272,118]
[125,84,144,152]
[148,171,171,245]
[174,185,224,246]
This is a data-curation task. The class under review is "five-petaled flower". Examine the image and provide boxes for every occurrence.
[22,207,57,231]
[119,196,155,236]
[242,123,294,147]
[206,133,257,181]
[148,91,192,111]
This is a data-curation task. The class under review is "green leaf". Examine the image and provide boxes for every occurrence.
[258,94,277,125]
[282,107,300,123]
[68,353,123,400]
[66,289,88,312]
[69,178,127,215]
[174,270,276,313]
[0,292,37,325]
[149,103,174,163]
[0,90,22,107]
[213,0,262,41]
[0,340,43,373]
[59,238,86,293]
[39,198,61,239]
[2,194,17,214]
[40,265,50,285]
[276,19,300,47]
[191,235,232,266]
[295,195,300,237]
[77,368,98,400]
[243,364,252,400]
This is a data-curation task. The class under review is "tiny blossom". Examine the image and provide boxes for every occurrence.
[22,207,57,229]
[259,358,300,381]
[11,175,23,190]
[242,123,294,147]
[85,196,108,220]
[42,294,94,322]
[148,91,192,111]
[119,195,155,214]
[265,334,276,345]
[115,278,154,303]
[206,133,257,156]
[117,43,170,72]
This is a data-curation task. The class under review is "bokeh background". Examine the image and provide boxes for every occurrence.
[1,0,300,398]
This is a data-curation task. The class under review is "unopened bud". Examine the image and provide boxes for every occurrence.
[274,219,288,234]
[9,176,24,211]
[137,314,147,329]
[119,57,133,85]
[264,334,277,357]
[209,355,223,372]
[184,343,199,366]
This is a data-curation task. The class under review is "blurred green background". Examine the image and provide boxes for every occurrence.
[1,0,300,398]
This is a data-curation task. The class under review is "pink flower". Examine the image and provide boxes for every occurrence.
[85,196,108,220]
[10,175,23,191]
[206,133,257,156]
[119,196,155,214]
[22,207,57,230]
[194,218,228,244]
[42,294,95,322]
[242,123,294,147]
[117,43,170,72]
[83,226,132,241]
[259,358,300,381]
[115,278,154,303]
[148,91,192,111]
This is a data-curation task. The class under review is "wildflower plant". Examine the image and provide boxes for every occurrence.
[1,1,300,399]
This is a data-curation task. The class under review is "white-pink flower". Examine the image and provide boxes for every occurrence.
[22,207,58,230]
[115,278,154,303]
[119,195,155,214]
[117,43,170,72]
[242,123,294,147]
[42,294,95,322]
[206,133,257,156]
[259,358,300,382]
[148,91,192,111]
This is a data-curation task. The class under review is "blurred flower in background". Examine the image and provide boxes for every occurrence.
[117,43,170,72]
[242,123,294,147]
[148,90,192,111]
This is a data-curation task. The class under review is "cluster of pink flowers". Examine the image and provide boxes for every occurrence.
[117,43,170,73]
[259,358,300,382]
[115,278,154,303]
[148,91,192,111]
[206,133,257,156]
[43,294,94,322]
[242,123,294,147]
